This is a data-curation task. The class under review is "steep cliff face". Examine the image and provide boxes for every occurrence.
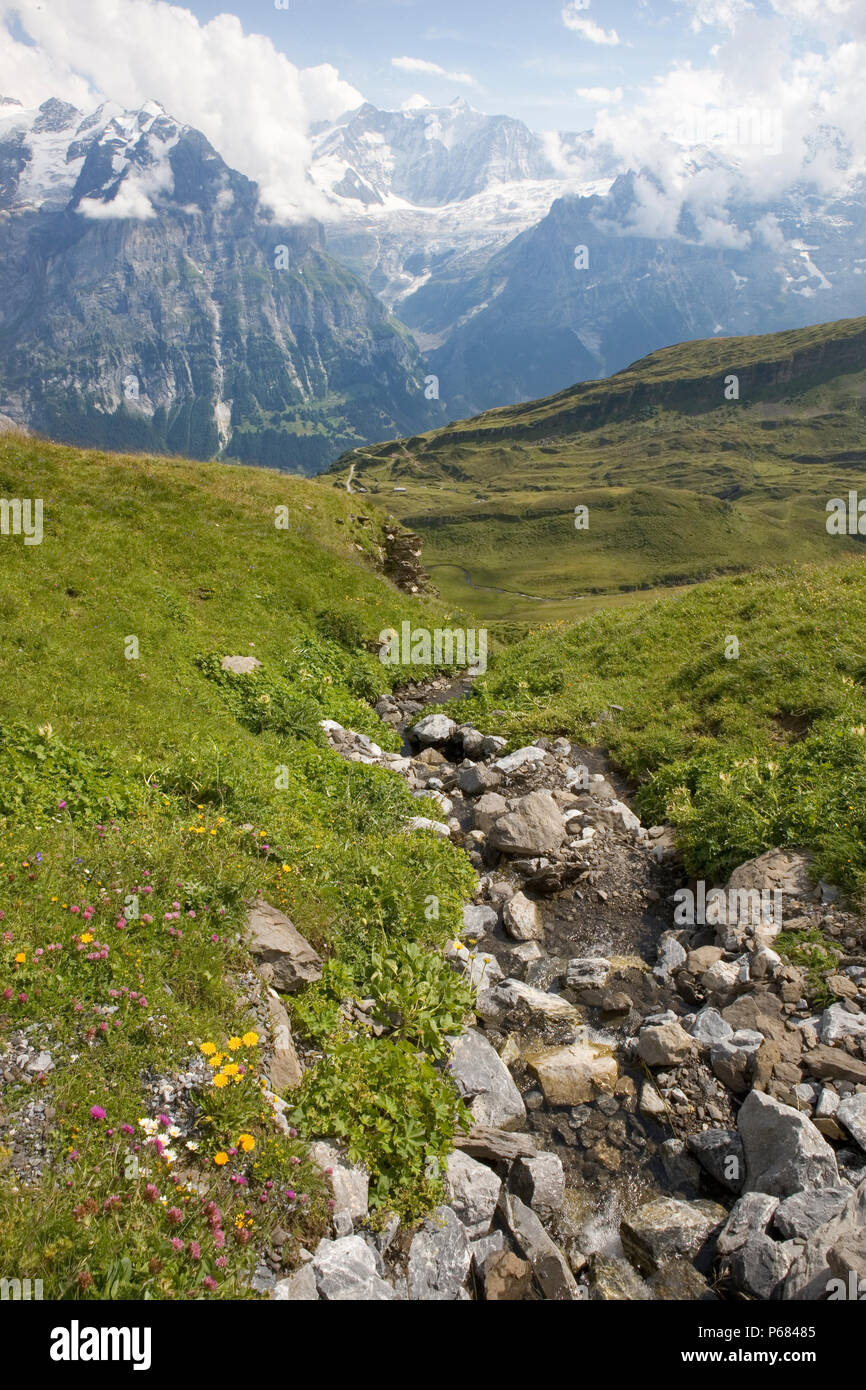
[0,97,443,472]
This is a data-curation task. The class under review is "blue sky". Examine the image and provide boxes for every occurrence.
[171,0,749,132]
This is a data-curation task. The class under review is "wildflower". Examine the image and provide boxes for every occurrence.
[14,952,25,964]
[2,988,11,1000]
[170,1237,184,1252]
[80,933,93,944]
[238,1134,255,1153]
[212,1074,229,1088]
[185,1140,199,1152]
[89,1105,107,1121]
[144,1184,160,1203]
[17,992,27,1004]
[215,1255,227,1268]
[166,1207,183,1225]
[221,1062,239,1078]
[202,1275,217,1291]
[188,1242,201,1261]
[241,1031,259,1047]
[227,1036,242,1050]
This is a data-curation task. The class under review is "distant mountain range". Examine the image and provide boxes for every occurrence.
[312,101,866,419]
[0,96,442,472]
[1,93,864,472]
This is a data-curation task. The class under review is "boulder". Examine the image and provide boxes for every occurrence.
[739,1089,840,1197]
[687,1129,745,1193]
[503,891,542,942]
[499,1192,578,1300]
[462,903,499,938]
[488,790,565,857]
[265,989,304,1092]
[246,899,323,992]
[444,1150,502,1239]
[716,1193,779,1256]
[636,1021,695,1067]
[801,1044,866,1086]
[654,934,687,982]
[492,746,548,775]
[818,1003,866,1045]
[731,1235,792,1300]
[457,763,502,796]
[271,1264,319,1301]
[566,957,611,990]
[837,1094,866,1151]
[490,978,582,1025]
[595,799,642,834]
[782,1177,866,1300]
[526,1040,617,1106]
[483,1250,533,1301]
[773,1187,853,1241]
[689,1007,733,1047]
[313,1236,401,1300]
[620,1198,726,1274]
[407,1206,472,1300]
[448,1029,526,1131]
[308,1142,369,1226]
[410,713,457,746]
[474,792,510,834]
[649,1260,716,1301]
[509,1152,565,1217]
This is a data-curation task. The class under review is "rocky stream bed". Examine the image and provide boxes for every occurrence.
[252,675,866,1301]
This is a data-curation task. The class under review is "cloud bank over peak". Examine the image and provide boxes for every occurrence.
[0,0,363,221]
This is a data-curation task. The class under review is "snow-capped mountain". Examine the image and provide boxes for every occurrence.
[0,96,443,469]
[310,100,866,419]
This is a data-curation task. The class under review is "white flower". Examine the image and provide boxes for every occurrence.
[168,1125,181,1138]
[185,1140,199,1152]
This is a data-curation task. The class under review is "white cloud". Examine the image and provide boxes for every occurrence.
[576,86,623,104]
[0,0,363,221]
[391,56,477,86]
[562,2,621,45]
[79,180,158,220]
[401,94,433,111]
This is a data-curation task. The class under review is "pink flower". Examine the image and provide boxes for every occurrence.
[89,1105,107,1121]
[70,905,80,915]
[141,915,153,924]
[58,800,67,809]
[121,1124,134,1134]
[115,919,127,931]
[167,1207,183,1225]
[202,1275,217,1291]
[188,1242,201,1261]
[171,1237,184,1252]
[2,987,12,1001]
[215,1256,227,1268]
[144,1184,160,1203]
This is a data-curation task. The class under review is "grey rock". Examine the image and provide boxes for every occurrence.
[492,746,548,775]
[488,790,565,857]
[462,903,499,938]
[221,655,262,674]
[654,934,687,982]
[731,1235,792,1300]
[474,791,509,834]
[818,1003,866,1044]
[620,1197,726,1274]
[407,1205,472,1300]
[773,1187,853,1240]
[246,899,323,992]
[265,988,304,1092]
[503,891,542,941]
[837,1094,866,1151]
[636,1021,695,1067]
[716,1193,780,1255]
[739,1089,840,1197]
[499,1192,578,1300]
[444,1149,502,1238]
[587,1252,654,1301]
[448,1028,526,1131]
[457,763,502,796]
[509,1152,565,1216]
[566,957,611,990]
[687,1129,745,1193]
[782,1176,866,1299]
[313,1236,401,1300]
[411,713,457,745]
[272,1264,319,1300]
[308,1141,369,1224]
[689,1007,734,1047]
[470,1229,506,1276]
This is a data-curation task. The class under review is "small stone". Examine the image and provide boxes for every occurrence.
[484,1250,533,1301]
[503,891,542,941]
[636,1021,695,1067]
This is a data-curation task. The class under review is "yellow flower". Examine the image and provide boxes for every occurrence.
[79,933,93,945]
[238,1134,255,1153]
[227,1036,243,1050]
[207,1053,224,1068]
[213,1152,229,1166]
[200,1042,217,1056]
[241,1031,259,1047]
[14,952,26,964]
[221,1062,239,1077]
[212,1074,229,1088]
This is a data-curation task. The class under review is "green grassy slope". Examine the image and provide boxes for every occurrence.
[0,434,475,1299]
[325,316,866,626]
[453,557,866,898]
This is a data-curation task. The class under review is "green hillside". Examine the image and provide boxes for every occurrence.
[325,316,866,626]
[0,434,475,1298]
[453,557,866,896]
